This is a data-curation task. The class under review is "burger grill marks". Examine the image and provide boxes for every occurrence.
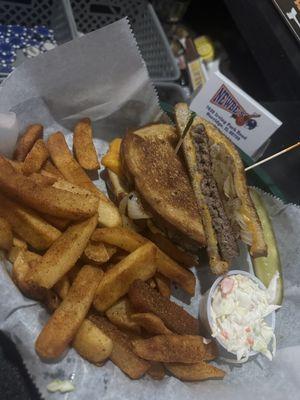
[191,124,238,262]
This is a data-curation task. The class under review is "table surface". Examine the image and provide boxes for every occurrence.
[0,333,40,400]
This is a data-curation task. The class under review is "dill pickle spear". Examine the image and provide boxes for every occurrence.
[250,189,283,305]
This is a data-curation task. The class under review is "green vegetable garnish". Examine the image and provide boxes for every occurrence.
[250,189,283,305]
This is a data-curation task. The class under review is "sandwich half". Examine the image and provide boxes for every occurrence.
[120,124,206,252]
[175,103,267,272]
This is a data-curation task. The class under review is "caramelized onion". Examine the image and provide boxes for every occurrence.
[127,192,152,220]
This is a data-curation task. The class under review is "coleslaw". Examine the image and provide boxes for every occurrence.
[210,273,280,361]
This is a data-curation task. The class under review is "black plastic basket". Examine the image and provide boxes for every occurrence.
[69,0,180,81]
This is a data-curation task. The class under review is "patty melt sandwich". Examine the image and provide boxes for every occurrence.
[102,103,267,274]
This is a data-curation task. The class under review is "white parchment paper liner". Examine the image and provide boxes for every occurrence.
[0,18,299,400]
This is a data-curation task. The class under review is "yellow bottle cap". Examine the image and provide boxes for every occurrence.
[194,36,215,62]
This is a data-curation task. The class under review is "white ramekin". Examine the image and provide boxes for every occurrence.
[199,270,276,363]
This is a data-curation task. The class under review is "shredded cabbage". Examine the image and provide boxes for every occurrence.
[211,274,280,361]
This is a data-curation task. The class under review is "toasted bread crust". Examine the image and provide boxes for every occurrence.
[121,124,206,246]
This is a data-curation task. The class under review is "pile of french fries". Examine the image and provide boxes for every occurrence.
[0,119,225,382]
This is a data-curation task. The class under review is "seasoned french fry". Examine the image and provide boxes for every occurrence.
[44,290,61,313]
[89,314,150,379]
[8,248,40,272]
[154,273,171,298]
[147,362,165,380]
[13,258,59,317]
[91,227,146,251]
[8,246,22,263]
[35,265,103,360]
[0,193,61,250]
[102,263,116,272]
[12,252,36,296]
[106,298,141,333]
[146,230,198,268]
[48,132,121,226]
[29,172,57,186]
[68,264,82,283]
[93,243,157,312]
[53,178,121,228]
[22,139,49,175]
[23,250,41,263]
[52,178,91,194]
[130,313,173,335]
[53,276,70,300]
[26,215,98,290]
[5,157,24,173]
[13,237,27,250]
[105,244,118,258]
[73,319,113,365]
[84,242,116,264]
[47,132,97,191]
[13,124,43,161]
[106,250,128,264]
[40,169,59,180]
[40,214,70,231]
[128,280,199,335]
[203,340,219,361]
[132,335,207,363]
[101,138,122,176]
[165,361,225,381]
[0,217,13,251]
[0,156,99,220]
[155,251,195,296]
[8,237,28,262]
[13,252,72,304]
[13,251,63,314]
[42,159,63,179]
[73,118,100,170]
[91,227,195,295]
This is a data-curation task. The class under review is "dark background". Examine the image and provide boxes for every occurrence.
[183,0,300,205]
[0,0,299,399]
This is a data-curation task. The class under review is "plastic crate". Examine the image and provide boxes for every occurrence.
[68,0,180,81]
[0,0,75,45]
[155,81,190,105]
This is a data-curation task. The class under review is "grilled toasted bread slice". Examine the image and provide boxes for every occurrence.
[121,124,206,247]
[175,103,266,259]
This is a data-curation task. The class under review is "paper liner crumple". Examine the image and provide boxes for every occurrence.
[1,101,300,400]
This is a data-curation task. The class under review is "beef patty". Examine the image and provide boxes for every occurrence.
[191,124,238,261]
